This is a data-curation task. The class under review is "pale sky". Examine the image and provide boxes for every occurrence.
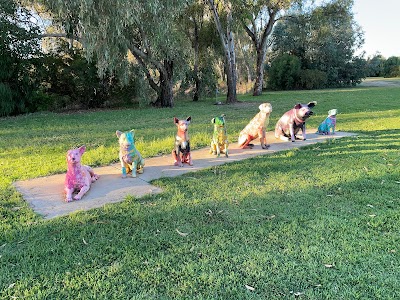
[352,0,400,58]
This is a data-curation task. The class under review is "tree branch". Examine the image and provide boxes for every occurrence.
[135,55,160,93]
[38,33,82,43]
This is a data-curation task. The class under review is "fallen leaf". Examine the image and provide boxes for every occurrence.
[294,291,304,296]
[245,284,255,291]
[8,283,15,289]
[324,264,335,268]
[82,238,88,245]
[369,214,376,217]
[367,204,374,208]
[395,181,400,184]
[266,214,276,220]
[326,194,333,197]
[175,228,189,237]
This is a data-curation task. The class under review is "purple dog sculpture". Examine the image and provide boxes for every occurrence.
[275,101,317,142]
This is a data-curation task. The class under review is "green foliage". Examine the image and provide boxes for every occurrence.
[270,0,366,89]
[366,55,400,78]
[40,0,190,107]
[267,54,301,90]
[36,42,140,110]
[0,0,42,116]
[382,56,400,78]
[0,83,13,115]
[365,54,385,77]
[299,69,328,89]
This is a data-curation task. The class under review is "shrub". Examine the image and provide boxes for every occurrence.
[299,69,328,89]
[267,54,301,90]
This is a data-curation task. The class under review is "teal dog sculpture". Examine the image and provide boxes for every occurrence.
[116,130,145,178]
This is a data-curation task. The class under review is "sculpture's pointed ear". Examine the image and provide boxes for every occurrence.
[211,118,216,124]
[308,101,317,108]
[174,117,179,124]
[294,103,302,109]
[79,145,86,154]
[116,130,122,138]
[186,116,191,123]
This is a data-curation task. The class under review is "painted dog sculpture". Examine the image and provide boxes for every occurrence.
[317,109,337,135]
[238,103,272,149]
[116,130,145,178]
[64,146,99,202]
[210,114,229,157]
[172,116,193,166]
[275,101,317,142]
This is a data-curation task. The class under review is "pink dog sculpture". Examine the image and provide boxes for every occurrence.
[238,103,273,149]
[172,117,193,167]
[64,146,99,202]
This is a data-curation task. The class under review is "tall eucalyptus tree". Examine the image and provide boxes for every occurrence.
[179,1,207,101]
[40,0,188,107]
[239,0,300,96]
[206,0,238,103]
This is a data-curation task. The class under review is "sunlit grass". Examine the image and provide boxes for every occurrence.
[0,84,400,299]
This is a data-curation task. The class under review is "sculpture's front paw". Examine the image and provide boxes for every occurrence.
[261,144,270,149]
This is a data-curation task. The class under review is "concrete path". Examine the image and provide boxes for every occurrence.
[14,131,355,219]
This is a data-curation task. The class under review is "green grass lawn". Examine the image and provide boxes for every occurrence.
[1,82,400,299]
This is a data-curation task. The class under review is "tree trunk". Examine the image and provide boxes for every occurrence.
[155,60,174,107]
[226,20,237,103]
[128,44,174,107]
[253,47,267,96]
[193,18,200,102]
[243,8,277,97]
[207,0,237,103]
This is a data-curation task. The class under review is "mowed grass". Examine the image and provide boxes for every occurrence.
[1,82,400,299]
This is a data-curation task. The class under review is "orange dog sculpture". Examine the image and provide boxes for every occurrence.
[238,103,273,149]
